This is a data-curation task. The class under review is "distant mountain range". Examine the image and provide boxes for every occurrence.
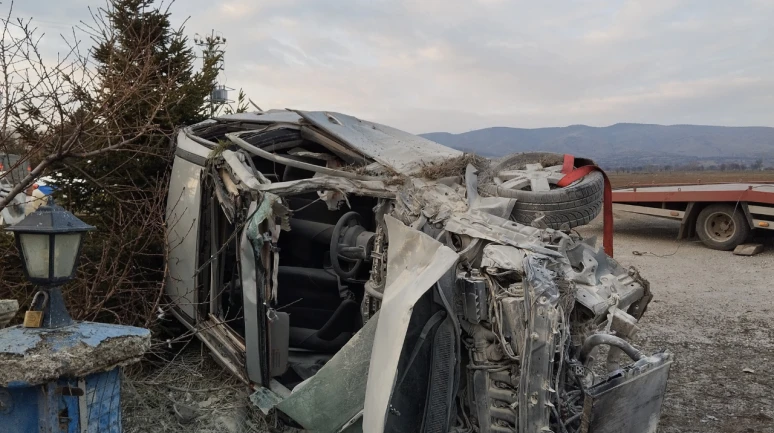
[421,123,774,169]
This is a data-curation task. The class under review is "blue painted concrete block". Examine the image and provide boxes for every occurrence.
[0,322,150,432]
[0,368,123,432]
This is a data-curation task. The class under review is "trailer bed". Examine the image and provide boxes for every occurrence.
[613,183,774,205]
[611,182,774,250]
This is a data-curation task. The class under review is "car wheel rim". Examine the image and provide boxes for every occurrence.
[705,212,735,242]
[494,163,566,192]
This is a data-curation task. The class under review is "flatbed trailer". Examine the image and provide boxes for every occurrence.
[611,183,774,250]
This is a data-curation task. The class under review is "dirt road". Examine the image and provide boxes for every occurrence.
[579,212,774,433]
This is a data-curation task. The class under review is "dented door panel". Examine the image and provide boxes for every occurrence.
[165,155,204,323]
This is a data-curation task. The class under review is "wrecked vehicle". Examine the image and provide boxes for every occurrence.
[165,110,672,433]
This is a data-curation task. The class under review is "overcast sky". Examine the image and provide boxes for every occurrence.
[10,0,774,133]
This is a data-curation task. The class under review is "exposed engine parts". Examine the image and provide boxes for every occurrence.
[443,231,670,433]
[359,171,670,433]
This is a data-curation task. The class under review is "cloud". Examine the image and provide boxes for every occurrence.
[6,0,774,133]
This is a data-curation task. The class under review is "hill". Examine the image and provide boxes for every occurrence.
[421,123,774,169]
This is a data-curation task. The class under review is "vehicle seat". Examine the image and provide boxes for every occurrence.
[277,266,359,352]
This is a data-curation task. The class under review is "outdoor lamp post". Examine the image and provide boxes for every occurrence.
[5,201,94,328]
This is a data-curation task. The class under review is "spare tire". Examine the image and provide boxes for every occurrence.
[479,152,604,229]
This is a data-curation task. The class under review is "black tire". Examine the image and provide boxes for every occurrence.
[696,204,750,250]
[478,152,604,229]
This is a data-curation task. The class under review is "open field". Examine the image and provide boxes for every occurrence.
[579,212,774,433]
[608,170,774,189]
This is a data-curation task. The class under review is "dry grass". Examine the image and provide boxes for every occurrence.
[419,153,489,180]
[539,154,566,169]
[122,342,274,433]
[338,163,374,175]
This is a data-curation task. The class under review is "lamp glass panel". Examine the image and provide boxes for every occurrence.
[53,233,82,278]
[19,233,50,279]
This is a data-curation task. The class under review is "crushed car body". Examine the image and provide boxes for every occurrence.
[165,109,672,433]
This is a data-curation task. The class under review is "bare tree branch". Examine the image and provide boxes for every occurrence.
[0,0,219,329]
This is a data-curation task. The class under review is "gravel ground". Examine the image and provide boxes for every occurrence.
[578,211,774,433]
[122,342,272,433]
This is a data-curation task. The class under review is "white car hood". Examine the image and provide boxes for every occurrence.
[293,110,463,176]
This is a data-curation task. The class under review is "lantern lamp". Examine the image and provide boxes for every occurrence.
[5,201,94,328]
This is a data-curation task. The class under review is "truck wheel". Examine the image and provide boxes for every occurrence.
[696,204,750,250]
